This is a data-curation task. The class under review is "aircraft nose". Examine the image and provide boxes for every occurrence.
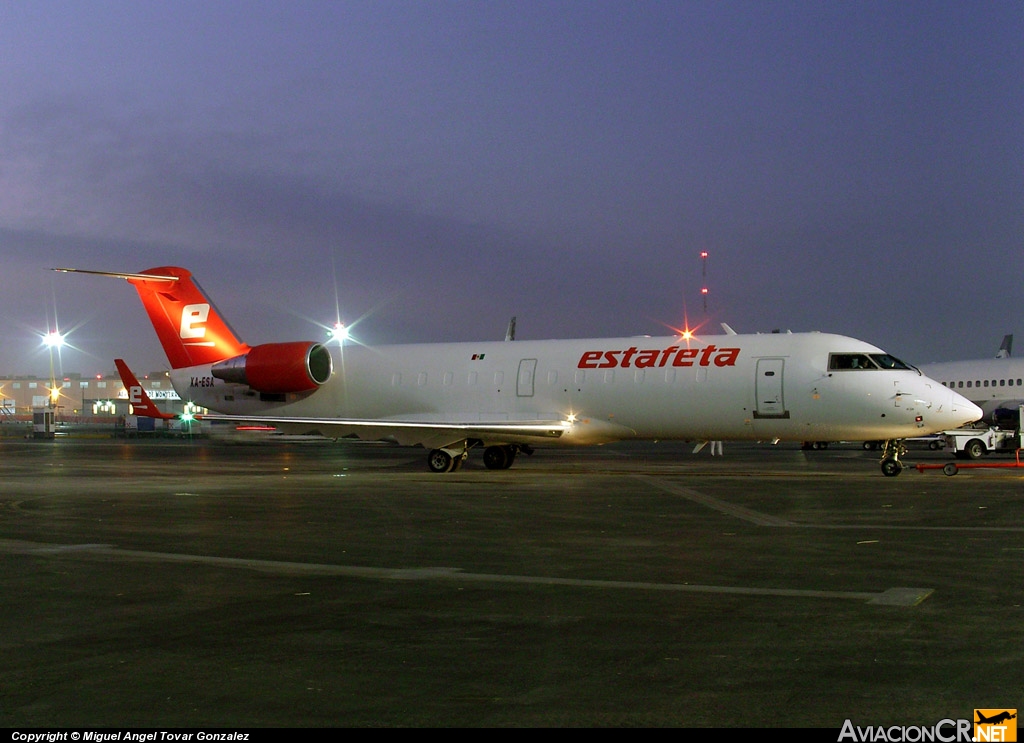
[947,389,983,427]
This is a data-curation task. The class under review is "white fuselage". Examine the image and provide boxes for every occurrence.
[171,331,980,447]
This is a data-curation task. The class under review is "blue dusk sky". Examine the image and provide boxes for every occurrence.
[1,1,1022,377]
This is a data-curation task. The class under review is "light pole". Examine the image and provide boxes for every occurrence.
[700,251,708,316]
[43,330,64,409]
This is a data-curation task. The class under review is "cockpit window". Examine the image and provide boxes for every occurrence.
[868,354,912,370]
[829,353,875,370]
[829,353,915,371]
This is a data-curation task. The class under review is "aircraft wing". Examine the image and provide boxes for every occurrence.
[197,413,571,449]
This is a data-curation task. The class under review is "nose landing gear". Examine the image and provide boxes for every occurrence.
[879,439,908,477]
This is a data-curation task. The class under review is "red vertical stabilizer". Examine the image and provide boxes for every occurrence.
[126,267,249,369]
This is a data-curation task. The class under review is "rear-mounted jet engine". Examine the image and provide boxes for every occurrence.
[211,341,332,394]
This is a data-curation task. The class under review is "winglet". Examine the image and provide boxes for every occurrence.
[115,359,176,419]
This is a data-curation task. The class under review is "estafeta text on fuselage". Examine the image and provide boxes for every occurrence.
[577,344,740,370]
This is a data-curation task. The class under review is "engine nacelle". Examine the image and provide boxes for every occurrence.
[211,341,333,394]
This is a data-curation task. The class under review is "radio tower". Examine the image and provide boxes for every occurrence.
[700,250,708,316]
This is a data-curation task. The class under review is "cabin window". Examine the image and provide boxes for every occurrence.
[967,381,972,388]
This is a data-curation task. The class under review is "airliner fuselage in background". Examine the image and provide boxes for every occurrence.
[921,353,1024,427]
[55,267,981,476]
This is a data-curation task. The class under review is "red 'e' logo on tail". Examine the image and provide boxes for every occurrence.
[180,304,210,340]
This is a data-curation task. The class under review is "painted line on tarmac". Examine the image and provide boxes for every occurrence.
[632,475,796,526]
[632,476,1024,532]
[0,538,928,606]
[813,524,1024,532]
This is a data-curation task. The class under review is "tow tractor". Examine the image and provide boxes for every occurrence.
[915,405,1024,476]
[942,425,1021,460]
[940,404,1024,460]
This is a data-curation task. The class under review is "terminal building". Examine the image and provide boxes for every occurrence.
[0,371,204,436]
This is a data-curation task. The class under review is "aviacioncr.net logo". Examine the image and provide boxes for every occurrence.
[838,719,973,742]
[974,710,1017,742]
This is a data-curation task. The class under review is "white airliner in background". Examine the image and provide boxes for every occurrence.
[55,266,981,476]
[920,334,1024,428]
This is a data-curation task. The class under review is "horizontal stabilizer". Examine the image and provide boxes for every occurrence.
[53,268,180,282]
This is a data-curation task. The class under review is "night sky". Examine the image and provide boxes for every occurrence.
[2,1,1022,378]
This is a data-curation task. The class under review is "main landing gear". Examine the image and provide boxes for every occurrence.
[879,439,908,477]
[481,445,518,470]
[427,446,467,473]
[426,443,531,472]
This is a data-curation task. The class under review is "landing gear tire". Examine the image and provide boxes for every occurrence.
[427,449,456,473]
[879,439,908,477]
[880,458,903,477]
[483,445,517,470]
